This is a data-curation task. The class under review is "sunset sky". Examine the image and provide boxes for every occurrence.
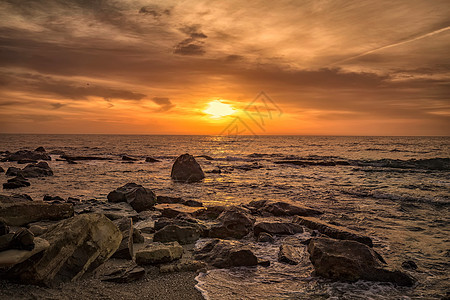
[0,0,449,135]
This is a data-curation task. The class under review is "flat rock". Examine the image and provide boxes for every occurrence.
[0,201,73,226]
[153,225,201,245]
[247,200,322,217]
[308,237,415,286]
[171,153,205,183]
[254,222,303,237]
[135,242,183,265]
[155,204,205,219]
[294,216,373,247]
[0,237,50,268]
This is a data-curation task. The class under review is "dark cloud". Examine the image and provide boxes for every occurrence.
[174,25,208,56]
[152,97,174,112]
[139,5,171,18]
[51,102,65,109]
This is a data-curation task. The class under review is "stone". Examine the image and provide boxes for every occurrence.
[0,166,4,173]
[3,176,31,189]
[0,201,73,226]
[135,219,155,234]
[159,260,207,273]
[155,204,205,219]
[20,162,53,178]
[257,232,274,243]
[153,225,201,245]
[49,150,66,155]
[107,183,156,212]
[6,214,122,286]
[402,260,418,270]
[194,239,258,268]
[183,200,203,207]
[112,217,134,260]
[254,222,303,237]
[43,195,64,201]
[122,155,138,161]
[247,200,322,217]
[17,159,38,164]
[34,147,46,152]
[135,242,183,265]
[209,206,255,239]
[294,216,373,247]
[5,167,21,177]
[278,244,303,265]
[0,220,9,235]
[157,195,185,204]
[0,194,32,203]
[101,264,145,283]
[307,237,415,286]
[132,228,145,243]
[170,153,205,183]
[6,150,51,162]
[28,225,48,236]
[0,238,50,268]
[145,157,160,163]
[75,201,139,222]
[192,205,226,220]
[196,155,214,160]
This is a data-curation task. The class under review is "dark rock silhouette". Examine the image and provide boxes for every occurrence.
[171,153,205,183]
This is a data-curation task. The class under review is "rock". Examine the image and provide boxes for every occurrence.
[49,150,65,155]
[75,201,139,222]
[3,176,31,189]
[11,228,35,250]
[157,195,185,204]
[5,167,22,176]
[122,155,138,161]
[135,242,183,265]
[402,260,418,270]
[6,150,51,162]
[0,220,9,235]
[307,237,415,286]
[20,162,53,178]
[183,200,203,207]
[34,147,46,152]
[294,216,373,247]
[159,260,207,273]
[6,214,122,286]
[107,183,156,212]
[60,155,109,161]
[247,200,322,217]
[209,206,255,239]
[17,159,38,164]
[132,228,145,243]
[197,155,214,160]
[257,232,274,243]
[278,244,303,265]
[145,157,160,163]
[155,204,205,219]
[192,205,226,220]
[43,195,64,202]
[101,264,145,283]
[135,219,155,234]
[170,153,205,183]
[0,201,73,226]
[194,239,258,268]
[154,216,207,236]
[254,222,303,237]
[0,194,32,203]
[112,217,133,260]
[28,225,47,236]
[153,225,201,245]
[0,238,50,268]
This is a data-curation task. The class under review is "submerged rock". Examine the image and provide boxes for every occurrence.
[0,200,73,226]
[194,239,258,268]
[135,242,183,265]
[254,222,303,237]
[294,216,373,247]
[107,183,157,212]
[122,155,138,161]
[247,200,322,217]
[171,153,205,183]
[209,206,255,239]
[153,224,201,245]
[6,214,122,286]
[307,237,415,286]
[8,162,54,178]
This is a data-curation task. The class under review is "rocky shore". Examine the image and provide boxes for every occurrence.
[0,149,418,299]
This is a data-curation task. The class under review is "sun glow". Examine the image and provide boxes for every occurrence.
[204,100,236,119]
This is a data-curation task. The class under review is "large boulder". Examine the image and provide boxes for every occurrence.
[135,242,183,265]
[253,222,303,237]
[112,217,134,260]
[6,150,51,162]
[6,214,122,286]
[107,183,156,212]
[153,225,201,245]
[294,216,373,247]
[209,206,255,239]
[170,153,205,183]
[0,201,73,226]
[194,239,258,268]
[307,237,415,286]
[246,200,322,217]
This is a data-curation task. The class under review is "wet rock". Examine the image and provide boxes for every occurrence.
[0,194,32,203]
[6,214,122,286]
[34,147,46,152]
[170,153,205,183]
[159,260,207,273]
[257,232,274,243]
[135,219,155,234]
[43,195,64,202]
[75,201,140,221]
[247,200,322,217]
[0,238,49,268]
[183,199,203,207]
[153,225,201,245]
[20,162,53,178]
[0,200,73,226]
[196,155,214,160]
[157,195,185,204]
[402,260,418,270]
[307,237,415,286]
[154,216,207,236]
[145,157,160,163]
[254,222,303,237]
[135,242,183,265]
[278,244,303,265]
[6,150,51,162]
[107,183,157,212]
[192,205,226,220]
[122,155,138,161]
[17,159,38,164]
[5,167,21,177]
[209,206,255,239]
[112,217,134,260]
[194,239,258,268]
[294,216,373,247]
[132,228,145,243]
[3,176,31,189]
[155,203,205,219]
[100,264,145,283]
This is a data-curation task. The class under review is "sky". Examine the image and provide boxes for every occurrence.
[0,0,449,135]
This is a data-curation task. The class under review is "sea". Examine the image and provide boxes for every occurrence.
[0,134,449,299]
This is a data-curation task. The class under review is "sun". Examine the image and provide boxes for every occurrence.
[204,100,236,119]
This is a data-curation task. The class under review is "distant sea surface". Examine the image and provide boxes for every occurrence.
[1,135,449,299]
